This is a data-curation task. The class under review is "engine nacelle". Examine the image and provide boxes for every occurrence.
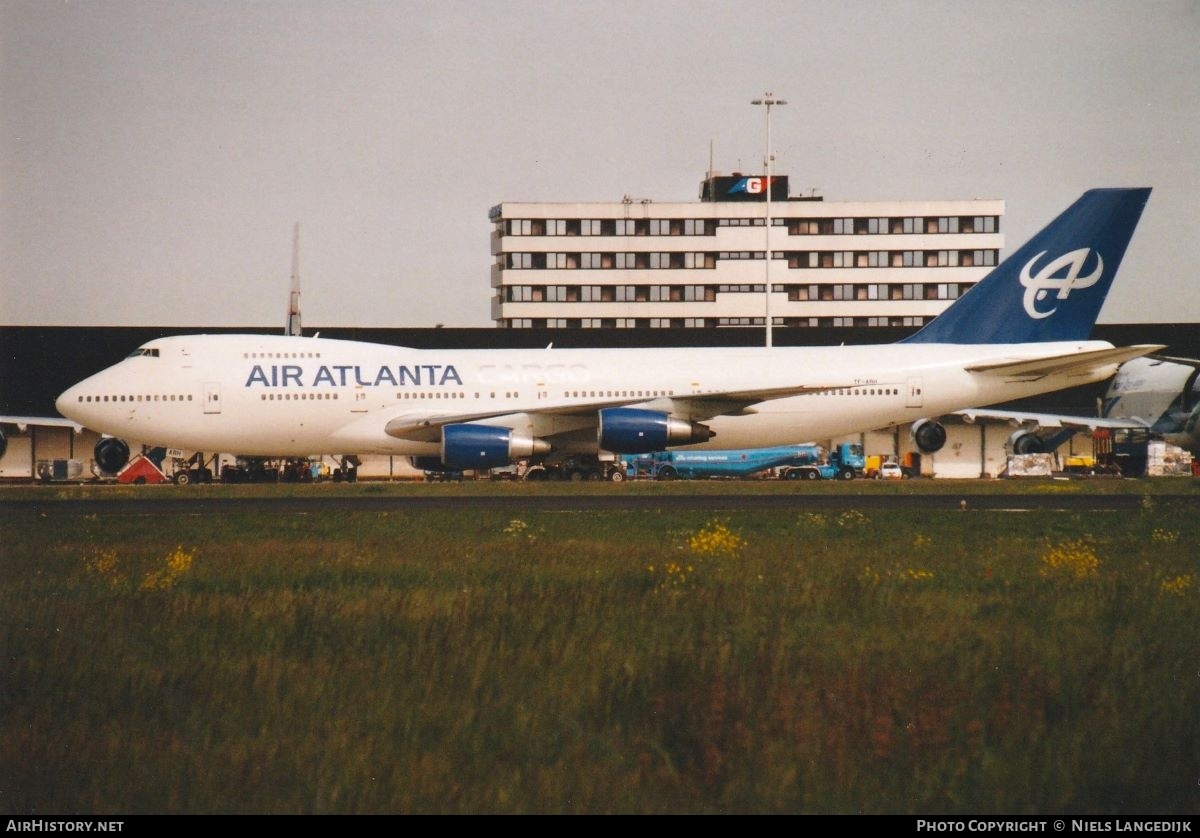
[410,456,454,473]
[910,419,947,454]
[1008,430,1047,455]
[94,437,130,474]
[597,408,714,454]
[441,424,550,471]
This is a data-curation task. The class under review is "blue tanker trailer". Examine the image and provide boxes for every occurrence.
[621,443,864,481]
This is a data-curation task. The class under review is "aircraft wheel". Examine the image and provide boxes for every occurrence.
[174,471,192,486]
[609,469,625,482]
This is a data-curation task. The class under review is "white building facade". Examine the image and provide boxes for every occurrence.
[490,174,1003,329]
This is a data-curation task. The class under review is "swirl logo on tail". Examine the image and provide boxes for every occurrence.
[1019,249,1104,319]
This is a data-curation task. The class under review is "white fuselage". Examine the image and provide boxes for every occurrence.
[57,334,1122,457]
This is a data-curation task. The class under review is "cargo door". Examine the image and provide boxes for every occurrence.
[906,377,924,409]
[204,383,222,414]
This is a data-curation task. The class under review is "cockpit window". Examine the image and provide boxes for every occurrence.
[125,348,160,358]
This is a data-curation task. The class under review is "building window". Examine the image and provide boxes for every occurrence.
[615,219,637,236]
[545,219,567,236]
[508,219,532,236]
[580,252,603,269]
[580,219,601,236]
[683,219,707,235]
[648,219,670,236]
[902,217,922,234]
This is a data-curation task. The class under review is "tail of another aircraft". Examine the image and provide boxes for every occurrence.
[903,188,1151,344]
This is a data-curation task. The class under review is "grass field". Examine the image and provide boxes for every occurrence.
[3,481,1198,814]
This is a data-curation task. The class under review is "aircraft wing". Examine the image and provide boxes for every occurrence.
[963,345,1164,380]
[0,415,84,432]
[956,408,1152,432]
[383,382,852,442]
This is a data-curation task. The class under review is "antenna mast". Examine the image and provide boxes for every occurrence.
[285,222,302,336]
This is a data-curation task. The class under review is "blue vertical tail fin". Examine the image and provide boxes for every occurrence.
[903,188,1151,344]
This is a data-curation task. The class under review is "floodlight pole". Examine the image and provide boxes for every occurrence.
[751,93,786,348]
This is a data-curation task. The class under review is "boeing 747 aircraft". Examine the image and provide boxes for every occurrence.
[55,188,1159,474]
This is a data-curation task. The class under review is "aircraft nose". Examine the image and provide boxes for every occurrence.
[56,384,81,419]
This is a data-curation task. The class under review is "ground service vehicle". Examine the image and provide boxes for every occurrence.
[621,445,823,481]
[879,462,904,480]
[523,454,622,482]
[779,443,866,480]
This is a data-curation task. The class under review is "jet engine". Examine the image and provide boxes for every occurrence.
[597,407,714,454]
[94,437,131,474]
[1008,430,1048,455]
[910,419,947,454]
[440,424,550,471]
[410,456,454,473]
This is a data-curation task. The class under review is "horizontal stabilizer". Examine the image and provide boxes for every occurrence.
[964,345,1163,379]
[956,408,1152,432]
[1149,355,1200,369]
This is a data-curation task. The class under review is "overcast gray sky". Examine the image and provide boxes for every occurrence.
[2,0,1197,328]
